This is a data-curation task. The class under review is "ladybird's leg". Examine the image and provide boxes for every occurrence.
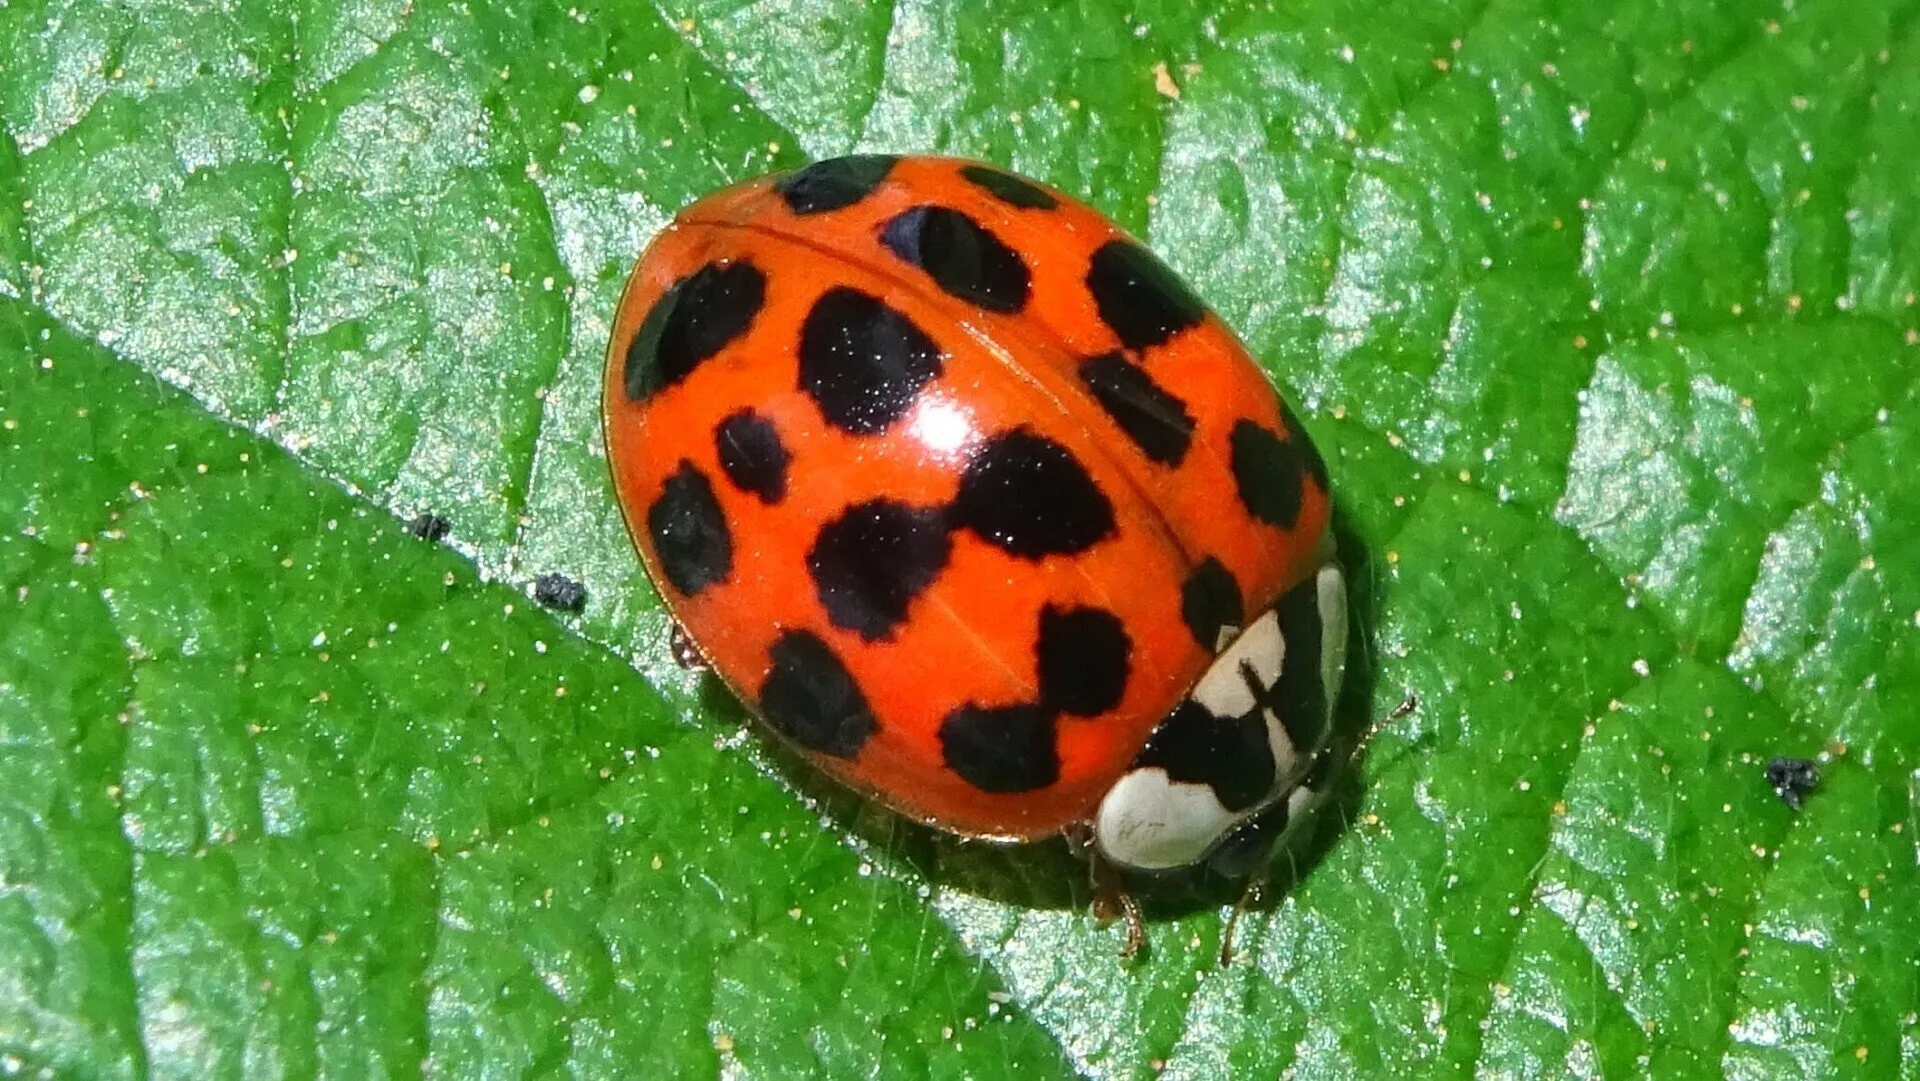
[1206,693,1417,906]
[1089,847,1147,959]
[1207,694,1420,967]
[669,623,710,672]
[1345,694,1418,768]
[1068,824,1147,958]
[1204,797,1302,966]
[1218,870,1267,967]
[1204,552,1410,967]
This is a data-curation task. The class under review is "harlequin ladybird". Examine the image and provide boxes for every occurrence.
[604,155,1352,950]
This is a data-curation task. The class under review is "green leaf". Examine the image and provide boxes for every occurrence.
[1,307,1065,1077]
[4,0,1919,1078]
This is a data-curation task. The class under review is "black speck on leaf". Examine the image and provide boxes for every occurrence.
[406,512,451,542]
[534,572,588,613]
[1765,756,1819,810]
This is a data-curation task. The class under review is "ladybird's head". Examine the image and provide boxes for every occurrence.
[1092,562,1349,875]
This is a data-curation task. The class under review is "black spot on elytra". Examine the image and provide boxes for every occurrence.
[533,572,587,612]
[1036,605,1131,717]
[646,461,733,597]
[1133,700,1274,813]
[775,155,899,215]
[760,630,877,759]
[938,702,1060,793]
[1279,399,1330,492]
[624,261,766,402]
[1181,557,1241,651]
[1269,573,1332,755]
[881,206,1030,313]
[714,409,790,505]
[960,164,1058,209]
[950,428,1114,559]
[798,287,944,435]
[1229,419,1308,530]
[1078,351,1196,466]
[807,500,952,642]
[1085,239,1205,350]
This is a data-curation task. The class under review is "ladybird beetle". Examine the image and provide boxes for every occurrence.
[604,155,1351,951]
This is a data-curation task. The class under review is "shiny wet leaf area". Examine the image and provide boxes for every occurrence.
[3,0,1917,1077]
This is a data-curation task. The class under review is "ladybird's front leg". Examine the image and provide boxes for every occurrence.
[1218,871,1267,966]
[1065,823,1147,959]
[1090,849,1148,959]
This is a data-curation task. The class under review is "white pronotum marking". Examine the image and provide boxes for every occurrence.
[1094,561,1350,873]
[1092,768,1239,872]
[1188,610,1283,717]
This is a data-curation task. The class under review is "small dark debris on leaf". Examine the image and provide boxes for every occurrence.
[1766,756,1819,810]
[534,572,588,613]
[406,512,452,542]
